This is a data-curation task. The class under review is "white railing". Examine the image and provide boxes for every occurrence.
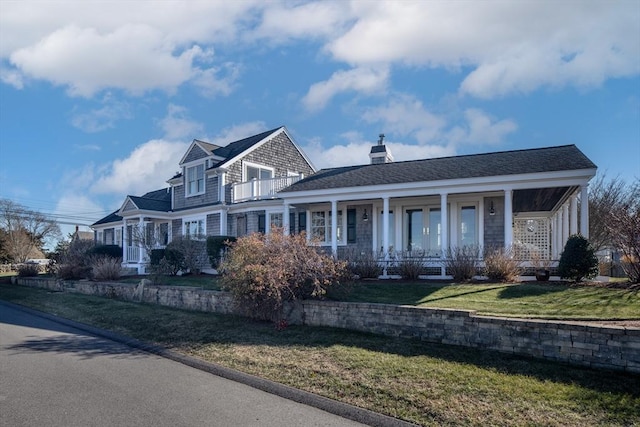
[126,246,140,263]
[232,175,302,203]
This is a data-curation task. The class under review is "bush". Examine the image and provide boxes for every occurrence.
[483,246,522,282]
[89,245,122,259]
[17,263,40,277]
[398,252,425,280]
[148,247,184,277]
[91,255,122,281]
[220,229,350,321]
[345,249,382,279]
[558,234,599,282]
[206,236,237,268]
[55,264,92,280]
[167,236,207,274]
[444,245,480,283]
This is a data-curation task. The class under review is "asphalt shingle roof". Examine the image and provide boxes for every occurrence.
[128,188,171,212]
[211,127,282,168]
[281,145,596,193]
[92,210,122,226]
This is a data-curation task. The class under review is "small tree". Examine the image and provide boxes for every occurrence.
[558,234,599,282]
[220,228,350,321]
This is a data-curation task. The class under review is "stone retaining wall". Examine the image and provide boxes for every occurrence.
[15,278,639,373]
[16,277,234,314]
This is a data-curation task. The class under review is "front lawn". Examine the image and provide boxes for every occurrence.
[0,283,638,427]
[338,281,640,320]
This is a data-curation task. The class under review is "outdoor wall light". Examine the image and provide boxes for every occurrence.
[489,200,496,216]
[362,209,369,221]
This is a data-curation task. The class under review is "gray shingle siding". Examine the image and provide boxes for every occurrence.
[172,219,182,239]
[173,175,219,210]
[484,196,505,249]
[122,199,136,211]
[206,213,221,236]
[226,133,314,185]
[183,144,209,164]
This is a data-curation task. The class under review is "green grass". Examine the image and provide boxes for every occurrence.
[338,281,640,320]
[1,283,638,426]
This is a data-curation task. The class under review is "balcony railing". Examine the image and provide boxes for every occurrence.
[232,175,302,203]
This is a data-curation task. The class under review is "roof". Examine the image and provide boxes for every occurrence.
[128,188,171,212]
[282,145,596,193]
[92,210,122,226]
[211,127,283,168]
[92,188,171,227]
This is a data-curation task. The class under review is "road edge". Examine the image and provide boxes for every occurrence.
[0,299,418,427]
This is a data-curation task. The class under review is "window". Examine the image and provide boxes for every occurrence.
[258,214,266,233]
[184,219,204,238]
[311,210,343,244]
[115,228,122,246]
[400,207,441,256]
[377,210,395,252]
[270,213,283,228]
[159,223,169,245]
[97,231,103,245]
[459,206,477,246]
[406,209,423,251]
[245,164,273,181]
[186,164,205,196]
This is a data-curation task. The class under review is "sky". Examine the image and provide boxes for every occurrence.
[0,0,639,239]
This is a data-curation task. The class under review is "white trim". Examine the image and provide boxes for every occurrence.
[280,169,597,203]
[242,160,275,181]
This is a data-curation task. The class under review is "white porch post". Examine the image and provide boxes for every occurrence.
[580,184,589,238]
[122,224,128,261]
[504,189,513,248]
[306,209,311,242]
[283,203,290,235]
[555,212,563,257]
[570,194,578,235]
[330,199,338,255]
[382,197,390,256]
[440,193,448,277]
[220,209,227,236]
[219,171,227,204]
[478,197,485,253]
[562,204,570,244]
[265,212,271,235]
[550,214,557,259]
[137,216,144,273]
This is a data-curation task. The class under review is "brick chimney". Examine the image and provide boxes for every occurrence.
[369,133,393,164]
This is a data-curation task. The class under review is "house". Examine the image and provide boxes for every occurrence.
[92,126,597,277]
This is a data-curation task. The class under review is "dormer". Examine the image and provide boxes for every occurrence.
[178,139,226,197]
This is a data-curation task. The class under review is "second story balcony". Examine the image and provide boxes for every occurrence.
[232,175,302,203]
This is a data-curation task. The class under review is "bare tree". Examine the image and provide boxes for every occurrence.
[608,180,640,283]
[588,174,628,252]
[0,199,61,263]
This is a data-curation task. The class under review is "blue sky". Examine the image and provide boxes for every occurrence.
[0,0,639,238]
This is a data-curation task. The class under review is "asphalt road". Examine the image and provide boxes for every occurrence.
[0,302,365,427]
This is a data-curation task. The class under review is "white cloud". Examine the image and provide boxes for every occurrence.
[209,121,268,146]
[302,67,389,111]
[362,95,446,144]
[90,139,188,195]
[325,1,640,98]
[0,66,24,89]
[448,109,518,146]
[158,104,205,141]
[302,133,455,170]
[1,2,258,96]
[71,93,133,133]
[53,194,106,236]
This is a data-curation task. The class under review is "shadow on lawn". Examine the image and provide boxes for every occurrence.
[497,283,569,299]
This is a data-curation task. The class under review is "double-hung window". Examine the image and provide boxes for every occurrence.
[311,210,343,244]
[186,164,205,196]
[184,219,204,239]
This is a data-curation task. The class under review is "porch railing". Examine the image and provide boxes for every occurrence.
[126,246,140,263]
[232,175,302,203]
